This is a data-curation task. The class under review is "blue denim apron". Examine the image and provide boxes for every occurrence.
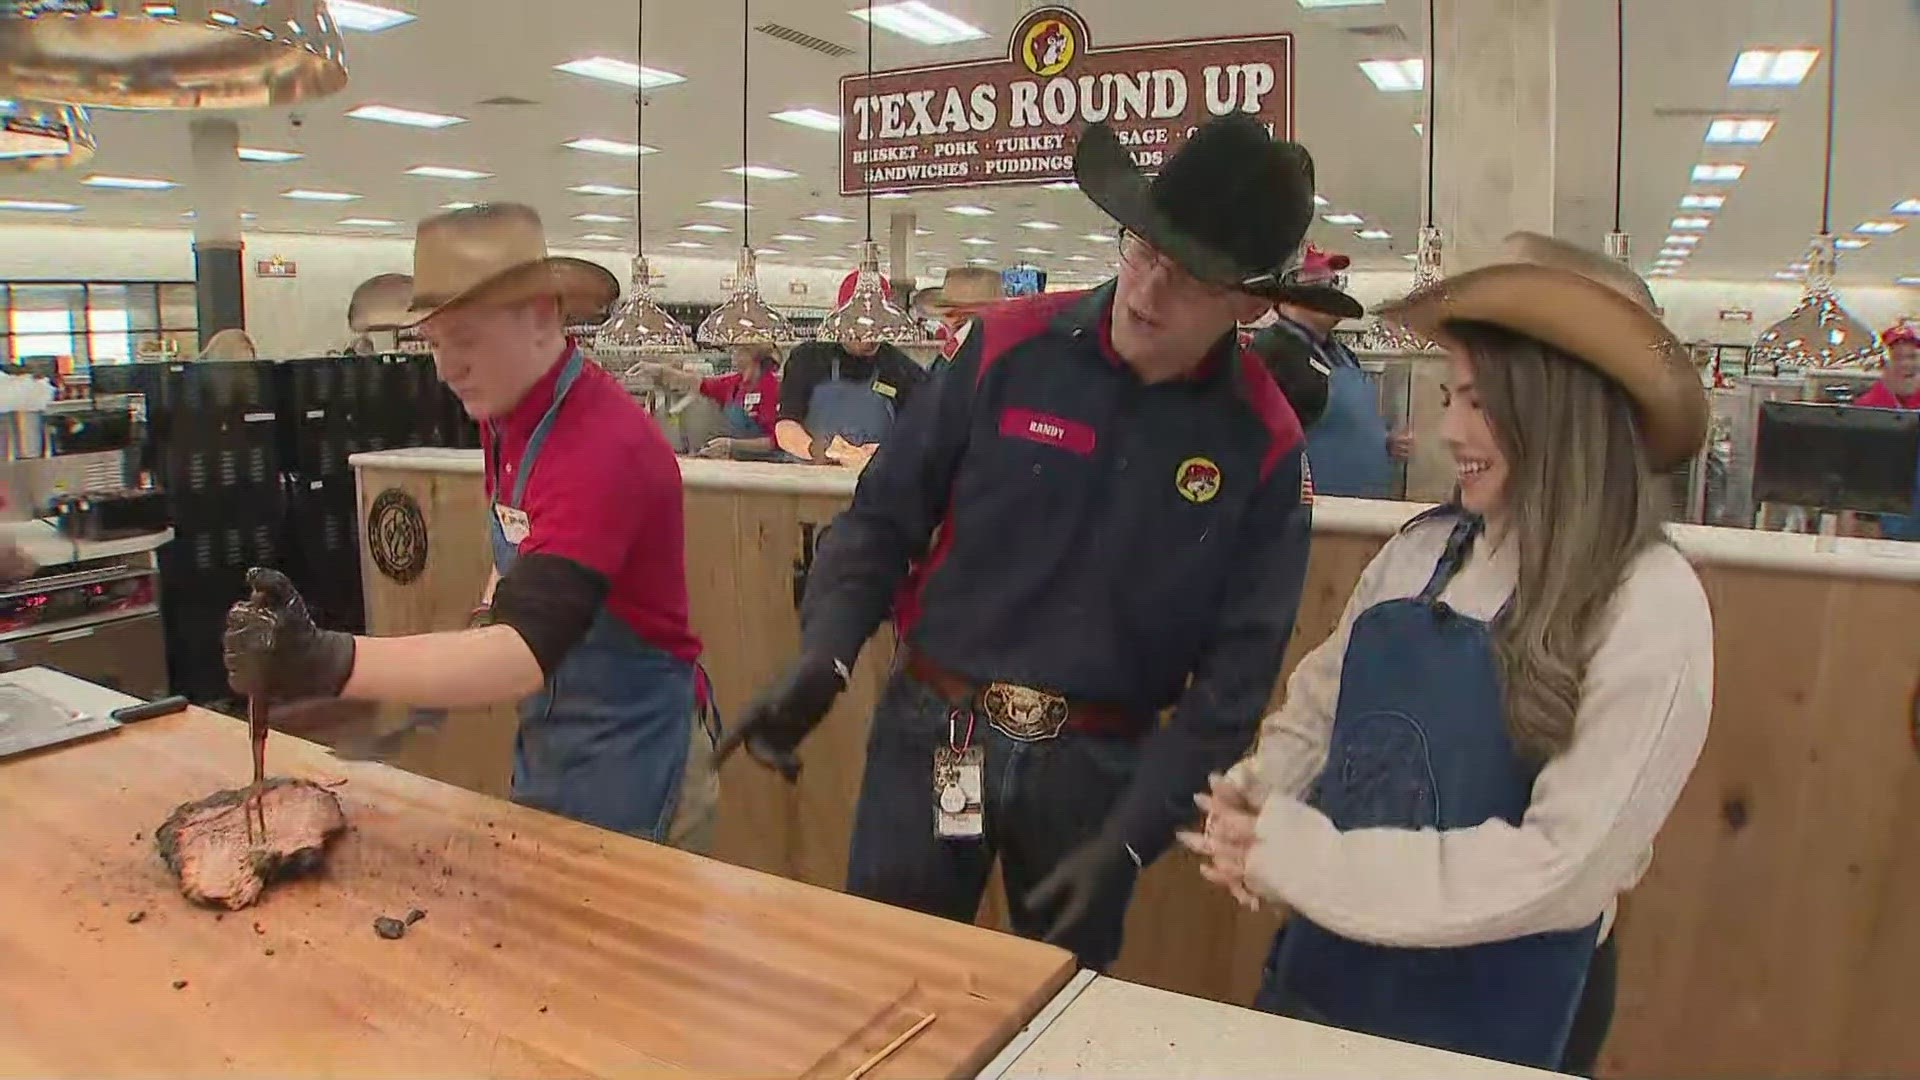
[488,347,703,841]
[719,379,765,440]
[1269,319,1391,498]
[805,355,897,446]
[1256,512,1601,1070]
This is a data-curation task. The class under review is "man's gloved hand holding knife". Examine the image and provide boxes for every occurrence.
[713,650,849,780]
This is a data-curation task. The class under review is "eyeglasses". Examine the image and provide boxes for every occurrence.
[1116,229,1235,302]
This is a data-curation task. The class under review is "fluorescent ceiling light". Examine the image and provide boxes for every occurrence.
[1355,229,1392,241]
[1041,181,1079,191]
[961,237,995,246]
[1313,195,1329,207]
[770,108,841,132]
[874,192,910,200]
[1773,270,1802,280]
[801,212,853,223]
[1016,247,1052,255]
[1895,275,1920,286]
[1788,262,1809,272]
[1322,212,1364,225]
[325,0,415,32]
[578,233,624,242]
[1835,237,1869,250]
[181,210,257,221]
[968,257,996,265]
[728,164,799,180]
[755,248,783,256]
[945,204,993,217]
[1664,234,1699,246]
[283,188,360,201]
[681,223,731,233]
[337,217,399,227]
[82,174,175,190]
[1671,216,1712,230]
[1680,193,1726,210]
[573,212,627,223]
[914,227,932,236]
[700,199,751,211]
[1892,198,1920,215]
[1065,254,1095,262]
[0,199,78,212]
[1083,232,1116,242]
[851,2,987,46]
[1729,48,1819,87]
[771,233,813,242]
[1692,163,1745,182]
[440,201,477,210]
[1659,247,1693,258]
[565,137,654,156]
[668,240,710,249]
[1296,0,1384,7]
[405,164,491,180]
[347,104,465,129]
[1357,58,1423,92]
[1021,220,1060,231]
[1856,220,1905,234]
[569,183,637,196]
[553,57,685,89]
[1705,117,1774,144]
[237,146,302,163]
[1648,268,1676,277]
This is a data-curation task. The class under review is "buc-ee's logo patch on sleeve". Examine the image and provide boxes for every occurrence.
[1175,457,1222,504]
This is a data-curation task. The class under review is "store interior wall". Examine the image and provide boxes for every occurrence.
[0,223,1912,358]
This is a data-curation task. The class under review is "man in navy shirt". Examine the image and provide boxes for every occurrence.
[718,116,1318,970]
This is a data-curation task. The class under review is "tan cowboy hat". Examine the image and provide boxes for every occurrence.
[1374,231,1708,469]
[394,203,619,328]
[913,266,1002,317]
[347,272,414,333]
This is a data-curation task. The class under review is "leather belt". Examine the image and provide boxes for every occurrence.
[905,650,1138,741]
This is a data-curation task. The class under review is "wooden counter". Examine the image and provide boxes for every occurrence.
[0,679,1074,1078]
[353,450,1920,1080]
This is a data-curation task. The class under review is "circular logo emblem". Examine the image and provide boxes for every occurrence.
[367,488,429,584]
[1175,457,1222,504]
[1021,18,1076,76]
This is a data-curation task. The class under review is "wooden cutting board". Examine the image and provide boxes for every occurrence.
[0,707,1075,1079]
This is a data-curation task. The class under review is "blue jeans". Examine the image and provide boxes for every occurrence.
[845,672,1141,970]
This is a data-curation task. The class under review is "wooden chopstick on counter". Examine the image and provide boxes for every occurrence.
[842,1012,937,1080]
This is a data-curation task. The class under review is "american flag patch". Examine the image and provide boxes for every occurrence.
[1300,455,1315,505]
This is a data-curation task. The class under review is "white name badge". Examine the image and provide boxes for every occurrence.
[493,504,531,545]
[743,392,762,407]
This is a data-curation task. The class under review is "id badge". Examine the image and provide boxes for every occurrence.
[493,504,531,545]
[933,743,985,839]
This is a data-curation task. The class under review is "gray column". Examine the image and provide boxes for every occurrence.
[188,117,245,345]
[888,210,916,302]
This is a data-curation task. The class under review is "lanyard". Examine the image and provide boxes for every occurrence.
[487,347,587,510]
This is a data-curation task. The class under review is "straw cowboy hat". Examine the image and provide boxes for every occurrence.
[347,272,414,333]
[1374,231,1708,469]
[912,266,1002,318]
[394,203,618,328]
[1273,244,1364,320]
[1073,112,1315,301]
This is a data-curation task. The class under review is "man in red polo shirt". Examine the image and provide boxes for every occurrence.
[1858,322,1920,410]
[223,204,717,849]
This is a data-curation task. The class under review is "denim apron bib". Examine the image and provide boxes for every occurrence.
[805,355,897,445]
[488,347,701,841]
[1257,512,1601,1070]
[719,380,765,440]
[1271,320,1390,499]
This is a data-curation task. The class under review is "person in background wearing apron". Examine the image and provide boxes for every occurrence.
[223,204,719,851]
[1183,233,1715,1076]
[773,273,927,467]
[1253,246,1412,498]
[631,343,783,460]
[1855,323,1920,541]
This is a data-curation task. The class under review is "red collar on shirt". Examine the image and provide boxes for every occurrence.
[493,344,574,442]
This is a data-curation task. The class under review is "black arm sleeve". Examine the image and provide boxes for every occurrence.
[1106,446,1314,863]
[798,329,983,666]
[776,342,829,423]
[487,553,610,679]
[1249,326,1332,428]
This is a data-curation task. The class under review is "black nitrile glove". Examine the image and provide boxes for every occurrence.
[1026,829,1143,946]
[713,650,849,781]
[223,567,356,701]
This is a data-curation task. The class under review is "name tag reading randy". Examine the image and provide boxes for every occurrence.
[493,504,531,546]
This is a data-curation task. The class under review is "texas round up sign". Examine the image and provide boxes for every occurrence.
[839,6,1294,196]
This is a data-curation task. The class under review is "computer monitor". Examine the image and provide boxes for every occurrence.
[1752,401,1920,516]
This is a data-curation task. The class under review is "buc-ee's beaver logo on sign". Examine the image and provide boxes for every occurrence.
[1021,16,1076,77]
[1175,457,1222,504]
[368,488,429,585]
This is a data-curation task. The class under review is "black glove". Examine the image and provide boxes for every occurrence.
[223,567,356,701]
[712,651,848,781]
[1026,830,1142,947]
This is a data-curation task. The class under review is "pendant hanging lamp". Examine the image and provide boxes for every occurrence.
[0,98,96,173]
[815,0,930,347]
[1753,0,1878,372]
[0,0,347,110]
[1604,0,1631,266]
[696,0,796,346]
[595,0,696,358]
[1363,0,1443,352]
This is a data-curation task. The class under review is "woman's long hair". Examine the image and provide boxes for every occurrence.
[1447,320,1669,762]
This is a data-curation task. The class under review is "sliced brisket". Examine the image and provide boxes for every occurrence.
[155,778,347,911]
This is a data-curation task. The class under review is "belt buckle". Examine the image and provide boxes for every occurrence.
[980,682,1069,742]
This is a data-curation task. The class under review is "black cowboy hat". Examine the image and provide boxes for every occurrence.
[1074,113,1316,301]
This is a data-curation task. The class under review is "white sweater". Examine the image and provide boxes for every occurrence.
[1226,516,1714,949]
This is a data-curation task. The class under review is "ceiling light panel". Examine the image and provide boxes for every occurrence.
[405,165,491,180]
[1895,276,1920,286]
[874,192,910,200]
[1083,232,1115,242]
[1704,117,1774,144]
[1041,181,1079,191]
[946,205,993,216]
[1692,163,1745,182]
[564,138,655,156]
[1021,220,1060,230]
[569,183,637,196]
[1296,0,1385,7]
[681,223,731,232]
[1835,237,1869,250]
[700,199,751,211]
[1892,199,1920,215]
[82,175,175,190]
[1356,229,1392,240]
[801,212,853,223]
[1322,212,1364,225]
[237,147,302,163]
[578,233,625,242]
[326,0,416,32]
[1664,234,1700,246]
[1680,193,1726,210]
[573,212,627,223]
[771,233,813,242]
[553,57,686,89]
[347,104,465,128]
[1016,247,1053,255]
[0,199,78,212]
[1856,220,1905,234]
[283,189,361,201]
[961,237,995,246]
[669,240,710,249]
[850,2,988,46]
[337,217,399,227]
[440,201,478,210]
[1728,48,1819,87]
[1672,216,1713,230]
[1357,58,1423,92]
[728,164,799,180]
[770,108,841,132]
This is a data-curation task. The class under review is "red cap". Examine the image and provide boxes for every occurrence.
[1882,321,1920,350]
[1294,244,1351,285]
[837,269,892,307]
